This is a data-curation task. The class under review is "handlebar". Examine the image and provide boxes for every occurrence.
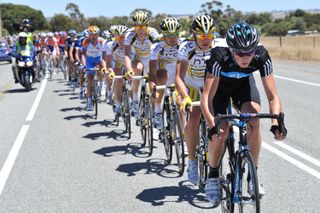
[185,101,201,122]
[213,112,285,136]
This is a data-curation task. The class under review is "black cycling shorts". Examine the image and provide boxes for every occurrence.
[212,75,261,115]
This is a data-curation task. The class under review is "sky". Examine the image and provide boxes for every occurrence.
[2,0,320,17]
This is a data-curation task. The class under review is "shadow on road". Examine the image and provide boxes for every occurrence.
[60,107,83,112]
[136,181,213,209]
[3,88,37,93]
[82,119,115,128]
[83,129,129,141]
[116,158,180,178]
[64,114,91,120]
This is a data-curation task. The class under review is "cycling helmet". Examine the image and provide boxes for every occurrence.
[160,18,181,34]
[83,29,89,38]
[18,32,28,45]
[40,32,46,38]
[191,15,215,34]
[77,31,84,37]
[60,31,67,38]
[132,10,151,25]
[114,25,128,35]
[226,22,260,53]
[22,19,31,27]
[87,25,100,35]
[68,29,77,37]
[47,32,54,38]
[109,25,118,35]
[54,32,59,37]
[102,30,111,38]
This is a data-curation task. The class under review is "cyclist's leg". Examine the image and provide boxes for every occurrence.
[131,59,143,102]
[113,67,123,112]
[234,76,261,166]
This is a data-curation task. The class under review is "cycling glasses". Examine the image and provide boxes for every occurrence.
[232,49,256,57]
[163,32,179,38]
[134,25,147,30]
[195,34,214,40]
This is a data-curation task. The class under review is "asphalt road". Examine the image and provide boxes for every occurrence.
[0,59,319,212]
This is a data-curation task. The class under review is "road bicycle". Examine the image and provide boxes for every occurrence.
[153,84,185,175]
[218,112,286,213]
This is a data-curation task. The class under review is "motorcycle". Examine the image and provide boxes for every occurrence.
[14,52,36,92]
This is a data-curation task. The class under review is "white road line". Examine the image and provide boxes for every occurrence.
[0,125,30,195]
[25,77,48,121]
[262,142,320,180]
[274,75,320,87]
[273,142,320,168]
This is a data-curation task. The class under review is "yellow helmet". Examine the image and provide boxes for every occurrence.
[191,15,215,34]
[160,18,181,34]
[132,10,151,25]
[87,25,100,35]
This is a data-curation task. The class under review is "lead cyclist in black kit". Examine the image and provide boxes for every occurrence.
[201,23,287,207]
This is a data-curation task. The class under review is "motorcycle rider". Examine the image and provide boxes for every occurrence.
[11,32,36,83]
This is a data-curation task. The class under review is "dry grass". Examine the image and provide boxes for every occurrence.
[260,35,320,61]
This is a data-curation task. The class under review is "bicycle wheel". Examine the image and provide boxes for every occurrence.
[220,127,235,213]
[93,84,98,119]
[235,150,260,213]
[174,111,185,176]
[162,98,172,163]
[123,90,131,139]
[198,120,208,189]
[139,90,147,147]
[146,100,154,156]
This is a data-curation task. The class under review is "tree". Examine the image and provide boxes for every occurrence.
[65,3,87,30]
[1,3,48,34]
[199,0,223,20]
[49,14,76,32]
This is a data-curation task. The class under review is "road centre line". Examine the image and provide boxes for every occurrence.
[274,75,320,87]
[273,142,320,168]
[0,76,48,196]
[0,125,30,195]
[262,142,320,180]
[26,77,48,121]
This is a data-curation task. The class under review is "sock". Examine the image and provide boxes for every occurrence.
[154,104,162,114]
[208,166,220,178]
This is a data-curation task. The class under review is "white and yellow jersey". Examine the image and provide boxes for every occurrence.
[178,38,213,89]
[150,40,180,85]
[104,40,125,66]
[124,27,160,59]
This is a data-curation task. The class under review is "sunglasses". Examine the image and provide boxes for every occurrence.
[116,35,125,40]
[196,34,214,40]
[163,33,179,38]
[232,49,256,57]
[135,25,147,30]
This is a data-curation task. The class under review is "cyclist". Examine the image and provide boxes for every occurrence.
[66,29,77,82]
[103,25,129,113]
[45,32,59,67]
[201,22,287,207]
[81,25,106,111]
[149,18,181,129]
[175,15,216,185]
[124,10,160,117]
[57,31,68,70]
[74,31,86,99]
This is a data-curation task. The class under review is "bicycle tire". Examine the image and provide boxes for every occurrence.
[198,119,208,189]
[93,84,98,119]
[162,98,172,163]
[146,102,154,156]
[174,112,185,176]
[220,127,235,213]
[139,90,147,147]
[123,91,131,139]
[236,150,260,213]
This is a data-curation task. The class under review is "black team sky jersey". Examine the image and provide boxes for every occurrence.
[205,45,273,81]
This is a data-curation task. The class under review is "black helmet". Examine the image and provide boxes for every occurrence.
[226,22,260,53]
[160,18,181,34]
[22,19,31,27]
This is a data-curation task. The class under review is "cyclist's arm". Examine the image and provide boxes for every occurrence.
[261,75,282,126]
[124,45,132,71]
[174,60,188,98]
[75,48,80,62]
[69,45,74,62]
[105,53,114,73]
[201,72,219,128]
[81,49,87,67]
